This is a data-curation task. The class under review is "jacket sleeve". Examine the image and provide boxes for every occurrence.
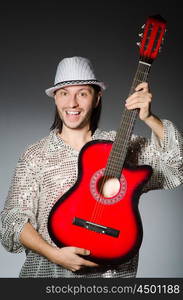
[129,119,183,192]
[0,153,39,253]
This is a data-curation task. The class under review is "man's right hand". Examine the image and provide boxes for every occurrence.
[49,246,99,272]
[19,223,99,272]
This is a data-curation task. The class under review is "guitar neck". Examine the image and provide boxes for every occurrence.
[105,61,151,178]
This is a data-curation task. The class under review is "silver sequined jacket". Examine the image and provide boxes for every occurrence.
[0,120,183,278]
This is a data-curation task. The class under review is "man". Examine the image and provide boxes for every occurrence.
[0,56,183,277]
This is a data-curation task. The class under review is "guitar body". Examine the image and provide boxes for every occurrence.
[48,140,152,264]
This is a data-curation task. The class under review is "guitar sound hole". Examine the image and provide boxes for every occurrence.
[97,176,121,198]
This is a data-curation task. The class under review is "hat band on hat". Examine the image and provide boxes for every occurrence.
[54,79,101,87]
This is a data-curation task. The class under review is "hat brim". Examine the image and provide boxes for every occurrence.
[45,80,106,98]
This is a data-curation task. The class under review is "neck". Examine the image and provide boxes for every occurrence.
[104,61,151,178]
[58,125,92,151]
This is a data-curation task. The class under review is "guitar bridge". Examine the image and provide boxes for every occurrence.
[73,217,120,238]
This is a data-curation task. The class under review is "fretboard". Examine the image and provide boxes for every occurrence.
[104,61,151,178]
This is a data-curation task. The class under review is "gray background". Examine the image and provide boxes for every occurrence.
[0,0,182,277]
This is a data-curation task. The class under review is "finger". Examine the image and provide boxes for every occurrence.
[126,93,152,105]
[125,92,140,103]
[81,258,99,267]
[125,102,148,110]
[126,97,145,105]
[74,247,90,256]
[126,98,151,107]
[71,266,81,272]
[126,91,149,102]
[135,82,148,92]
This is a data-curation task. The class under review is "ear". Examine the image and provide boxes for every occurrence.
[54,91,58,103]
[95,91,102,107]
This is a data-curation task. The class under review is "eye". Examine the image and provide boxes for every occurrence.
[79,91,89,97]
[60,91,68,96]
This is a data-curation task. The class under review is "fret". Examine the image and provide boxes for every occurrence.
[133,78,146,82]
[139,61,151,66]
[135,70,149,74]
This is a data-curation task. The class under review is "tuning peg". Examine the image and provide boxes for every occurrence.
[136,42,141,47]
[141,24,145,29]
[138,33,143,37]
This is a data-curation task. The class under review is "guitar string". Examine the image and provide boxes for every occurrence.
[89,61,151,226]
[88,63,145,224]
[93,64,150,223]
[103,62,151,173]
[89,62,150,225]
[91,64,151,226]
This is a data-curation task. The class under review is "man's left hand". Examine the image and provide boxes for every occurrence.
[125,82,152,121]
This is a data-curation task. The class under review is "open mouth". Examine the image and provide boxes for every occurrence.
[65,110,82,121]
[66,111,81,115]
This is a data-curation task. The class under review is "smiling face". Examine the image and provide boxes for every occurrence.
[54,85,101,131]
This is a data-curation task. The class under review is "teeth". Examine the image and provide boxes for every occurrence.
[66,111,80,115]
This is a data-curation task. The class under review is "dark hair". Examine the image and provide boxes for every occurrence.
[50,85,102,135]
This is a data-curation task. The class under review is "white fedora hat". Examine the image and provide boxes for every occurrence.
[45,56,106,98]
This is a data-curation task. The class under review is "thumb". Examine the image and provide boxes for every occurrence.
[74,247,90,255]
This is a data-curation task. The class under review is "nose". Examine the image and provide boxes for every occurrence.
[68,93,79,108]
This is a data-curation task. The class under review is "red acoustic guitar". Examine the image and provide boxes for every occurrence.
[48,15,167,265]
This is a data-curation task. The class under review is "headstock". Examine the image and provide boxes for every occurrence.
[137,15,167,64]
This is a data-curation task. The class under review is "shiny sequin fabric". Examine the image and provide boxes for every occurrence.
[0,119,183,278]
